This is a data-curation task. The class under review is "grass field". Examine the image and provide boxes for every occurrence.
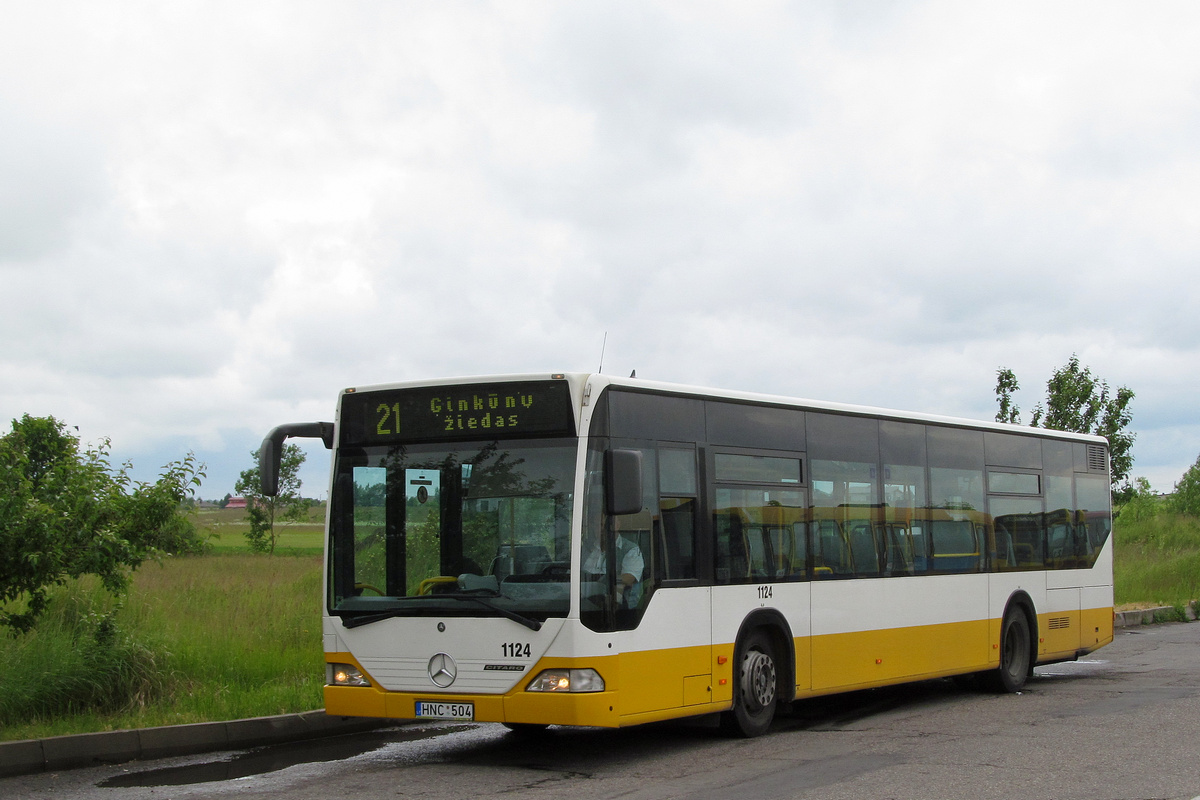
[0,508,326,742]
[195,505,326,555]
[1113,512,1200,612]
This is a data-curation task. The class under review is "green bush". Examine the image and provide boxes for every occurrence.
[1114,513,1200,608]
[1168,454,1200,517]
[0,581,165,726]
[0,414,205,632]
[1115,477,1163,524]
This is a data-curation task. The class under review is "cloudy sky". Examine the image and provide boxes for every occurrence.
[2,1,1197,498]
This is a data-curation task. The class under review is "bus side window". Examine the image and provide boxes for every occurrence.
[909,523,928,572]
[657,446,698,581]
[790,522,809,579]
[767,522,805,580]
[745,525,770,580]
[1046,515,1073,569]
[847,522,880,576]
[993,522,1018,571]
[715,507,748,583]
[658,497,696,579]
[813,519,850,578]
[930,519,982,573]
[884,523,914,576]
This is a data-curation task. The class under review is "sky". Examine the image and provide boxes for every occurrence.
[2,1,1198,499]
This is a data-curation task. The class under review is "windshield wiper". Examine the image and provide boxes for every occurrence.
[338,596,542,631]
[339,608,406,629]
[449,595,543,631]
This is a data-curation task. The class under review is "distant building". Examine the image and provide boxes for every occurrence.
[226,496,249,509]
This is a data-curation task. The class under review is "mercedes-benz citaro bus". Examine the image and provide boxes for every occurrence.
[258,372,1113,737]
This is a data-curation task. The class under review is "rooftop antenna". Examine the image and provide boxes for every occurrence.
[598,332,607,373]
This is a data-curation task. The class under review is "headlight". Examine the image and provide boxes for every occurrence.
[329,663,371,687]
[526,668,605,693]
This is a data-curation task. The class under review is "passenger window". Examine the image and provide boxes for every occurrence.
[884,523,915,576]
[810,458,880,578]
[884,463,926,576]
[990,496,1044,570]
[714,487,806,583]
[657,446,697,581]
[1075,475,1111,565]
[812,519,851,578]
[929,466,985,573]
[1044,509,1083,569]
[715,454,801,484]
[848,522,881,576]
[658,497,696,579]
[659,448,697,494]
[988,471,1041,494]
[929,517,983,573]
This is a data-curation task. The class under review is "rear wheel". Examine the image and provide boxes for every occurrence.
[720,629,779,737]
[986,607,1032,692]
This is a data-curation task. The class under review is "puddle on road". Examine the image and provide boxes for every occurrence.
[1035,659,1110,678]
[98,724,472,788]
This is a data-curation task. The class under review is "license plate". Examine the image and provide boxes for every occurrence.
[415,701,475,720]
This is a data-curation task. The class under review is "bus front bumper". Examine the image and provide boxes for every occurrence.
[324,683,621,728]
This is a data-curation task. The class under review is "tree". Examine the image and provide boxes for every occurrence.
[994,367,1022,425]
[0,415,205,634]
[993,355,1135,489]
[1117,476,1162,523]
[234,443,309,554]
[1168,454,1200,518]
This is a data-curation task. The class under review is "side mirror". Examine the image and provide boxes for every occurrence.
[604,449,644,516]
[258,422,334,496]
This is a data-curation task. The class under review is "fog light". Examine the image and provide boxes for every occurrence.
[329,663,370,687]
[526,668,605,693]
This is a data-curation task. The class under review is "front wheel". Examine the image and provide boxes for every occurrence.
[720,629,779,737]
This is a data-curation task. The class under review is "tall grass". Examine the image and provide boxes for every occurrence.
[0,582,166,728]
[1114,512,1200,608]
[0,553,323,742]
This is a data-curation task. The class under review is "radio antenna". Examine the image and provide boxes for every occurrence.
[598,332,608,374]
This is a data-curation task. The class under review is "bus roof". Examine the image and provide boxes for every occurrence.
[340,372,1109,446]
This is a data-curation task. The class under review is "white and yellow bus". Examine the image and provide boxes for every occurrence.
[259,372,1113,737]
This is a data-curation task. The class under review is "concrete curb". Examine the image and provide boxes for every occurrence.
[0,710,392,779]
[1113,604,1198,627]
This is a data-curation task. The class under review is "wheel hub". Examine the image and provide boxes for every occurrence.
[741,649,777,711]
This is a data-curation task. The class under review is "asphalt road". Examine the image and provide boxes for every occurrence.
[5,622,1200,800]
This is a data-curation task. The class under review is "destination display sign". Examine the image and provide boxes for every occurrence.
[340,379,575,445]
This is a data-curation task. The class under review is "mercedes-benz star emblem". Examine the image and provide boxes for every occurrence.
[427,652,458,688]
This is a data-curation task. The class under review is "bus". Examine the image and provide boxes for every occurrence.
[259,372,1113,737]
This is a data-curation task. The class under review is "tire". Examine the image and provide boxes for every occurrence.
[721,629,779,737]
[986,607,1033,693]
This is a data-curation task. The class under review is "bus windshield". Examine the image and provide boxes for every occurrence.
[328,438,577,625]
